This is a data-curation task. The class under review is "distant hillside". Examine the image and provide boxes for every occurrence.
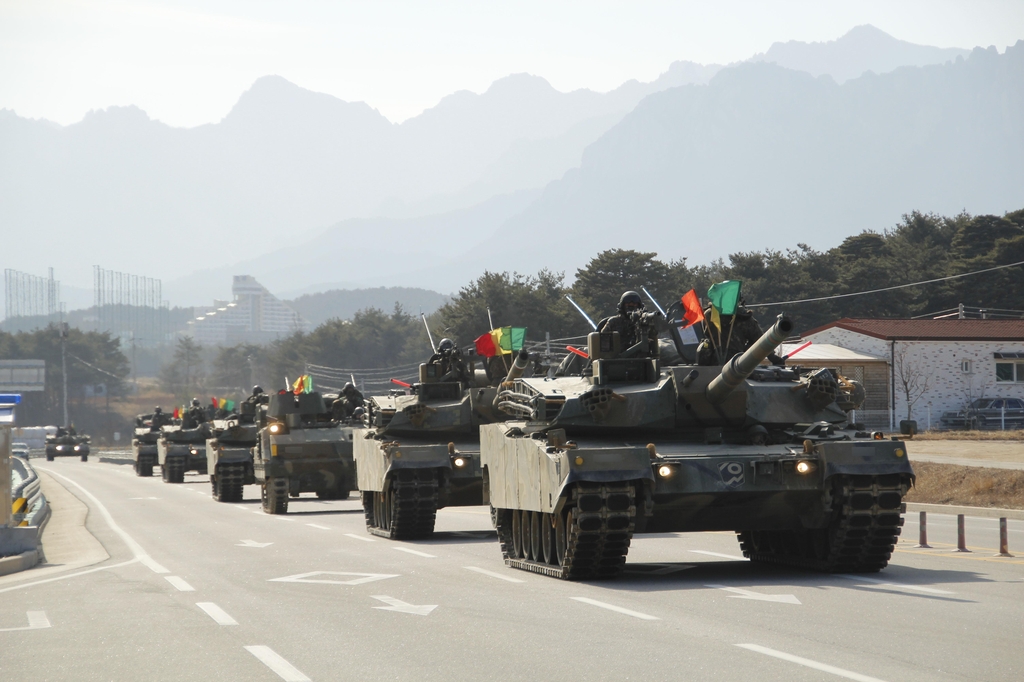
[287,287,448,326]
[751,24,970,82]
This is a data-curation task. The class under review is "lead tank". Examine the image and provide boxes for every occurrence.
[355,349,509,539]
[481,314,914,579]
[207,402,259,502]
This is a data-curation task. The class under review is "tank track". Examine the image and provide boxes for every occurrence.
[134,457,155,477]
[362,468,438,539]
[737,474,909,573]
[212,463,246,502]
[161,459,185,484]
[498,483,636,580]
[261,477,289,514]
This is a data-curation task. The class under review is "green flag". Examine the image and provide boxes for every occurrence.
[707,280,742,315]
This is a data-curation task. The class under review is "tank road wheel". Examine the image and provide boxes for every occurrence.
[737,474,910,573]
[541,512,555,565]
[511,509,524,559]
[555,509,568,565]
[521,510,534,561]
[529,511,541,562]
[261,477,289,514]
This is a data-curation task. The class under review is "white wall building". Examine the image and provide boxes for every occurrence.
[186,275,309,346]
[801,318,1024,429]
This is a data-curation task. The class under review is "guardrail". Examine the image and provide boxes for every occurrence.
[10,454,49,529]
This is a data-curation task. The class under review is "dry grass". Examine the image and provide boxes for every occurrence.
[913,430,1024,442]
[905,461,1024,510]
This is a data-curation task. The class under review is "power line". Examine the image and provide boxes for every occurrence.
[750,259,1024,307]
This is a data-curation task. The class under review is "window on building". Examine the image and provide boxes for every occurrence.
[961,360,972,374]
[995,362,1024,382]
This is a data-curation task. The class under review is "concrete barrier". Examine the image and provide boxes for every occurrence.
[2,427,48,574]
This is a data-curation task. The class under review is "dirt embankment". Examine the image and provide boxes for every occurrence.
[905,462,1024,510]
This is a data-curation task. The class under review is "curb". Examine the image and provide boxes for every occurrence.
[0,549,40,577]
[906,502,1024,521]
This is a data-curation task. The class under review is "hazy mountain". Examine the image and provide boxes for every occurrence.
[478,42,1024,280]
[751,24,970,82]
[287,287,449,326]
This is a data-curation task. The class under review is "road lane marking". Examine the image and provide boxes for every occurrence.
[165,576,195,592]
[465,566,525,583]
[571,597,658,620]
[735,643,889,682]
[690,550,746,560]
[245,645,311,682]
[837,574,954,595]
[128,497,160,500]
[0,611,51,632]
[371,595,437,615]
[0,557,140,594]
[306,523,331,530]
[269,571,398,586]
[37,467,169,574]
[237,540,273,548]
[393,547,436,558]
[344,533,374,542]
[706,584,801,604]
[276,517,296,522]
[196,602,238,625]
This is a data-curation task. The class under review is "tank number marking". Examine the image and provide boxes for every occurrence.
[719,461,745,488]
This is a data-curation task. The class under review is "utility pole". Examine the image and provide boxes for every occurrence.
[60,315,69,427]
[131,332,138,394]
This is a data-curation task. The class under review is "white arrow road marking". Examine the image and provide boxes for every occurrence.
[344,533,374,542]
[245,645,311,682]
[465,566,525,583]
[371,595,437,616]
[736,643,889,682]
[38,467,169,574]
[571,597,659,620]
[707,584,801,604]
[196,602,238,625]
[393,546,436,558]
[165,576,195,592]
[237,540,273,548]
[269,571,399,586]
[837,574,954,595]
[690,550,746,560]
[306,523,331,530]
[0,611,51,632]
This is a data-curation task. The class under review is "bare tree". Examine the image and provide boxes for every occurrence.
[893,343,931,422]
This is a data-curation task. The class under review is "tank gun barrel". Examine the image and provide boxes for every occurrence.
[705,314,793,404]
[493,350,531,409]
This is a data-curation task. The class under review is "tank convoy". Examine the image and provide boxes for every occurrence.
[253,390,356,514]
[480,313,914,580]
[355,340,512,540]
[45,426,90,462]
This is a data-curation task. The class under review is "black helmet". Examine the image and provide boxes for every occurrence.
[191,398,200,407]
[154,406,162,413]
[342,382,355,394]
[438,338,455,353]
[252,385,263,395]
[617,291,644,314]
[352,407,366,419]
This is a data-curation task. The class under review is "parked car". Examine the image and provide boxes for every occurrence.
[940,398,1024,430]
[12,442,31,458]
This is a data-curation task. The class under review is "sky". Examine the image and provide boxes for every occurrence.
[1,0,1023,127]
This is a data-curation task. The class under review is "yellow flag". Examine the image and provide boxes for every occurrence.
[710,306,721,332]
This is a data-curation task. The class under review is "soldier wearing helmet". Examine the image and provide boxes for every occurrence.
[596,290,664,356]
[429,338,468,383]
[331,381,366,422]
[182,397,208,429]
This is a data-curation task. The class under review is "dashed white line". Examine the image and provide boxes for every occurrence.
[393,546,436,558]
[0,611,51,632]
[306,523,331,530]
[690,550,746,560]
[196,602,238,625]
[344,533,374,542]
[837,574,954,595]
[465,566,525,583]
[571,597,659,620]
[245,645,311,682]
[165,576,195,592]
[37,467,169,574]
[735,643,889,682]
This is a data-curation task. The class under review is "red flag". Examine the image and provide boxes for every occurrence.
[172,407,180,419]
[475,332,499,357]
[681,289,705,327]
[211,397,218,407]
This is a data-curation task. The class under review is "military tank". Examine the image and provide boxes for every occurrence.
[158,423,209,483]
[355,347,509,539]
[132,411,169,476]
[253,390,356,514]
[45,427,90,462]
[481,314,914,579]
[206,401,259,502]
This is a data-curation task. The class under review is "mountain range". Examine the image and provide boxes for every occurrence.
[1,25,1011,314]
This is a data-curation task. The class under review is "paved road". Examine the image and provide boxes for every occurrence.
[2,458,1022,682]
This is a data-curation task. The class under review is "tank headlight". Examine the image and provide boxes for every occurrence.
[269,423,282,434]
[795,461,816,474]
[56,445,64,451]
[657,464,676,478]
[74,445,81,451]
[190,448,198,455]
[453,457,466,468]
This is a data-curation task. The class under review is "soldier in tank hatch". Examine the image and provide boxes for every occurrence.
[429,338,469,383]
[596,290,664,357]
[698,299,785,366]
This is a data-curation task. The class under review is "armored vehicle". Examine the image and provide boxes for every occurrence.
[45,428,90,461]
[481,315,914,579]
[158,424,209,483]
[355,349,509,539]
[254,391,356,514]
[132,411,171,476]
[207,403,259,502]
